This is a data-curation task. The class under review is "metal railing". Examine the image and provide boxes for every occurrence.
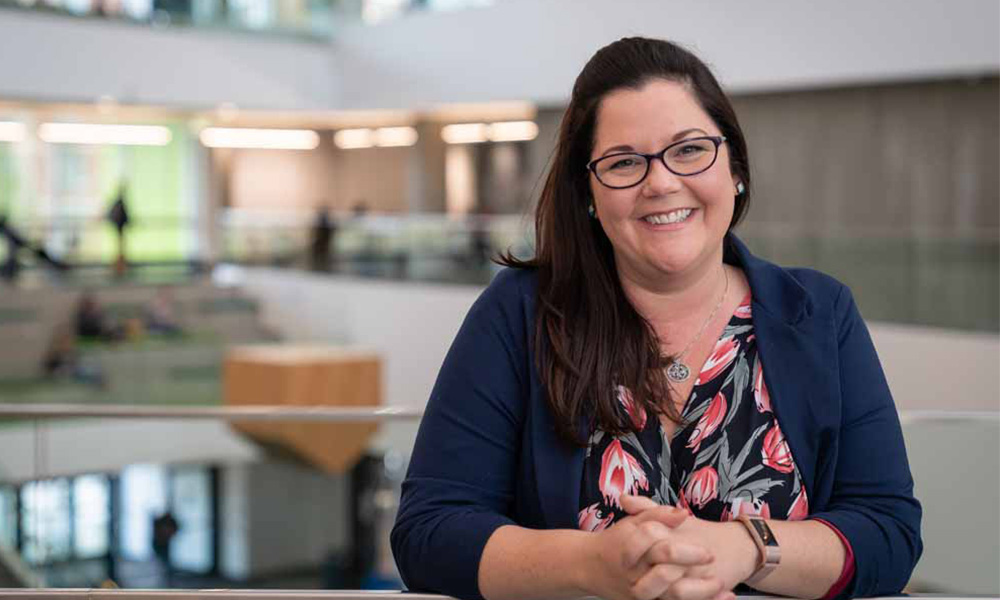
[0,404,995,424]
[0,405,423,422]
[0,590,987,599]
[0,592,449,599]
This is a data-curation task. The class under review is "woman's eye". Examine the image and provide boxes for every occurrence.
[676,144,707,156]
[609,157,639,170]
[670,142,711,160]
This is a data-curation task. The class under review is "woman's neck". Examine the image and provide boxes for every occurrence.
[617,251,729,343]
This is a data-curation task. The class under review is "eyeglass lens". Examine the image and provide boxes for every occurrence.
[594,138,719,188]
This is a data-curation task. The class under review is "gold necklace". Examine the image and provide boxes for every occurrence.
[665,266,730,384]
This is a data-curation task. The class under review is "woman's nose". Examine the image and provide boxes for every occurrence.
[641,158,683,196]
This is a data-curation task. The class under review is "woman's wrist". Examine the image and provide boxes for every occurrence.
[573,531,601,596]
[724,521,763,584]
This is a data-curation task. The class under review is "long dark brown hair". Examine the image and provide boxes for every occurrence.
[499,37,753,446]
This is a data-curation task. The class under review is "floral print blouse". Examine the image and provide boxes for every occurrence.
[579,292,810,531]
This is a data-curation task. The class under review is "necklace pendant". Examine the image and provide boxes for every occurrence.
[666,361,691,383]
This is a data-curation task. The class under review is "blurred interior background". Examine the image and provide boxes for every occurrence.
[0,0,996,596]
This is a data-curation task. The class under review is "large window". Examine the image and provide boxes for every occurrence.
[119,463,213,571]
[171,466,213,572]
[73,475,110,559]
[119,464,168,561]
[0,118,199,266]
[3,465,214,582]
[361,0,493,24]
[0,0,334,39]
[20,478,72,565]
[0,484,16,550]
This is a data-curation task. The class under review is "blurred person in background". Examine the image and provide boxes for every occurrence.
[42,322,106,387]
[145,286,184,335]
[107,181,131,277]
[75,291,122,342]
[1,213,68,281]
[152,510,179,587]
[310,205,338,272]
[392,37,921,600]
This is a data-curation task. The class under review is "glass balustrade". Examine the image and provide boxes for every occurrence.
[0,0,336,41]
[0,0,500,38]
[1,211,996,331]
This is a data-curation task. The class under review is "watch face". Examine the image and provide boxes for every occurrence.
[750,519,778,547]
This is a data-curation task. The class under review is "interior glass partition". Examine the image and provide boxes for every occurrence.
[214,211,999,333]
[0,485,16,550]
[0,0,335,40]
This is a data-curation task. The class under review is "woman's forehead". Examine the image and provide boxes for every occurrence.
[593,79,716,152]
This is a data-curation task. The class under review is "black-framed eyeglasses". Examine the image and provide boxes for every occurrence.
[586,135,727,189]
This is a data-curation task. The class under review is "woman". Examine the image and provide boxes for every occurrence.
[392,37,921,600]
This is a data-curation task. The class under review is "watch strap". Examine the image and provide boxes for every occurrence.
[737,515,780,586]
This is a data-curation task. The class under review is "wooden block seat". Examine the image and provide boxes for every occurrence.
[223,345,381,474]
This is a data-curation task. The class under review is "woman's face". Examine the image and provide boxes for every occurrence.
[589,78,738,288]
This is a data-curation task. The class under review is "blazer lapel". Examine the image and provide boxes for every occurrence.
[750,303,831,499]
[730,234,837,501]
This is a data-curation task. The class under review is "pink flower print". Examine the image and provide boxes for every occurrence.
[686,391,727,453]
[787,486,809,521]
[754,361,772,414]
[616,385,646,430]
[696,337,739,384]
[676,489,692,514]
[683,466,719,509]
[578,502,613,532]
[723,497,772,520]
[735,296,752,319]
[599,440,649,508]
[762,423,795,474]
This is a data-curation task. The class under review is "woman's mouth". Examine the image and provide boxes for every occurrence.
[641,208,695,226]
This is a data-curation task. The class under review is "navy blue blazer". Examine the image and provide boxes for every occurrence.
[392,235,922,600]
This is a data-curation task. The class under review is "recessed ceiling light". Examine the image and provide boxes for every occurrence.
[0,122,26,143]
[200,127,320,150]
[333,128,375,149]
[441,123,489,144]
[374,126,418,147]
[489,121,538,142]
[38,123,172,146]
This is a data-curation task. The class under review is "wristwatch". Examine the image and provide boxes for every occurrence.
[737,515,780,586]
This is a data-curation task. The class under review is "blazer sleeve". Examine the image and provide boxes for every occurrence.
[390,272,530,600]
[809,285,923,598]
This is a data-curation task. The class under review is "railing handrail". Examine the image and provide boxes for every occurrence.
[0,404,995,423]
[0,591,450,599]
[0,590,990,599]
[0,404,423,421]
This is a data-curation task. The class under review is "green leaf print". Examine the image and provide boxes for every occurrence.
[721,353,751,430]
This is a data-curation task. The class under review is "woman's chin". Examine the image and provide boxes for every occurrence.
[647,251,704,276]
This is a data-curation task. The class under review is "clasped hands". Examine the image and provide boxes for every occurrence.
[581,494,758,600]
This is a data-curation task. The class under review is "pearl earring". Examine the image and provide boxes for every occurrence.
[735,182,746,195]
[588,203,596,218]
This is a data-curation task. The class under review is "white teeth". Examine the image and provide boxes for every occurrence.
[644,209,693,225]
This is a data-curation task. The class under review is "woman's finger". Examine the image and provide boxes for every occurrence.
[644,538,714,567]
[633,504,689,528]
[621,493,660,514]
[630,562,684,600]
[665,576,725,600]
[622,520,672,567]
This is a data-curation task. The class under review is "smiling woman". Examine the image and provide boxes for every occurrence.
[392,37,922,600]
